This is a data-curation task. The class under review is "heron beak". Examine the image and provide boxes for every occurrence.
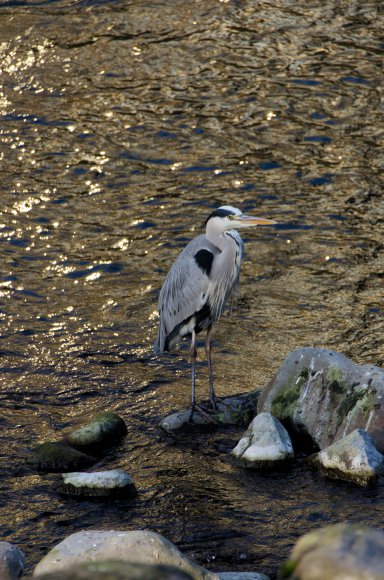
[237,215,277,227]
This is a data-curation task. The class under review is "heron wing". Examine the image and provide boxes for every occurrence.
[155,235,219,352]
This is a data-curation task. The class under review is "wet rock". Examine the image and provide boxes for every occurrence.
[0,541,25,580]
[308,429,384,485]
[279,523,384,579]
[35,560,193,579]
[33,442,96,473]
[258,347,384,452]
[218,573,269,580]
[159,408,214,434]
[232,412,294,468]
[65,412,127,452]
[159,391,259,435]
[59,470,137,498]
[33,530,219,579]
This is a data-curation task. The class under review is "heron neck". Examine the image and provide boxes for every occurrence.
[206,226,240,253]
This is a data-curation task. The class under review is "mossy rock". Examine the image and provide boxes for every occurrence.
[279,523,384,579]
[258,347,384,453]
[65,412,127,452]
[33,442,96,473]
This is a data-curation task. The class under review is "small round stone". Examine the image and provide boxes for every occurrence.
[59,470,136,498]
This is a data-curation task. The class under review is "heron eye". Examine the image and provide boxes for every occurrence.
[228,214,235,220]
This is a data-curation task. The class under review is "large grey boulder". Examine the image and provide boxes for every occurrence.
[35,560,193,579]
[33,530,219,580]
[0,542,25,580]
[232,412,294,467]
[258,347,384,452]
[280,523,384,579]
[308,429,384,485]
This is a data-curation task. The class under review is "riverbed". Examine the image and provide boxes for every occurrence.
[0,1,383,577]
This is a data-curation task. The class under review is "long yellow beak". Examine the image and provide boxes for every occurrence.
[239,215,277,225]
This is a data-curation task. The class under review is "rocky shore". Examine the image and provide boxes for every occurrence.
[3,524,384,580]
[5,347,384,579]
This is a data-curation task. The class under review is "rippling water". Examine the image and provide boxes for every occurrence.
[0,1,383,577]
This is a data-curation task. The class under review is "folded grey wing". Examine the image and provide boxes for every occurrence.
[155,239,216,353]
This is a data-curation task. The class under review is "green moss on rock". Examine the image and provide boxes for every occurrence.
[270,373,307,419]
[33,442,96,473]
[278,559,298,579]
[66,412,127,451]
[336,387,376,427]
[326,365,346,388]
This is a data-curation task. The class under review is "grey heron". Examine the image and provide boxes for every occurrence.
[154,205,276,416]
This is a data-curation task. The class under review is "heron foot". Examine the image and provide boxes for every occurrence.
[189,404,217,424]
[209,395,231,412]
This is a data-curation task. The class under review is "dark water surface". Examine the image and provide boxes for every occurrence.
[0,0,383,576]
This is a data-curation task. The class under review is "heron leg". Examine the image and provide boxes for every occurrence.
[190,330,197,408]
[205,325,231,413]
[189,330,216,424]
[205,325,216,409]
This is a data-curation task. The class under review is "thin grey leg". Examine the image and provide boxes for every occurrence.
[205,325,216,408]
[189,328,216,424]
[190,330,197,408]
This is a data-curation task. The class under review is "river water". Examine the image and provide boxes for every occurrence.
[0,0,383,577]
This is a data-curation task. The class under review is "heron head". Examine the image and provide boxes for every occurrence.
[205,205,277,233]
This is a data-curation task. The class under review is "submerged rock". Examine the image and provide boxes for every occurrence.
[308,429,384,485]
[59,470,137,498]
[232,412,294,468]
[33,442,96,473]
[33,530,219,579]
[258,347,384,452]
[0,541,25,580]
[65,412,127,452]
[35,560,193,579]
[280,523,384,579]
[159,391,259,435]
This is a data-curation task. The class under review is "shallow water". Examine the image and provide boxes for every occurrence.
[0,0,383,577]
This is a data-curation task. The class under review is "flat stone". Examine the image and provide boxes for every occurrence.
[308,429,384,485]
[35,560,193,579]
[33,530,219,579]
[258,347,384,452]
[232,412,294,467]
[159,391,260,435]
[160,409,214,434]
[281,523,384,579]
[59,470,137,498]
[0,541,25,580]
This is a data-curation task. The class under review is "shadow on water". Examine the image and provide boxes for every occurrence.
[0,0,383,576]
